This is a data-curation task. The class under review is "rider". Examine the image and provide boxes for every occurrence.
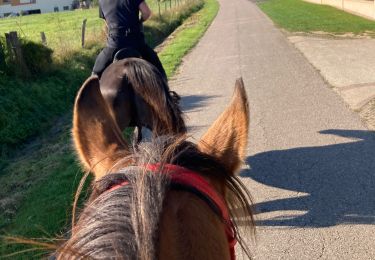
[92,0,167,79]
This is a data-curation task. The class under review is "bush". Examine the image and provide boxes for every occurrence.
[21,40,53,75]
[0,37,53,76]
[0,47,97,157]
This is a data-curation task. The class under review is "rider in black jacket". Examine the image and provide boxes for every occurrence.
[92,0,167,79]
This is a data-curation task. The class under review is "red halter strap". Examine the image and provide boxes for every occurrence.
[107,164,237,260]
[147,163,237,260]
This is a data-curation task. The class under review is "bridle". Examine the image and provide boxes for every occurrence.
[107,163,237,260]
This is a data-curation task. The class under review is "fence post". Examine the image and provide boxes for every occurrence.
[158,1,161,17]
[81,18,87,48]
[4,33,13,59]
[5,31,30,77]
[0,41,5,70]
[40,32,47,46]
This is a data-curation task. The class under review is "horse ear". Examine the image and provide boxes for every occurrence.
[198,78,249,175]
[72,76,129,179]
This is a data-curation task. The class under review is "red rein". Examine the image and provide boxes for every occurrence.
[108,163,237,260]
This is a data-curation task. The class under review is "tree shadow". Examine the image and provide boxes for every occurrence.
[180,94,219,112]
[241,129,375,227]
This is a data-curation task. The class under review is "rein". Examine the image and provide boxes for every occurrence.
[107,163,237,260]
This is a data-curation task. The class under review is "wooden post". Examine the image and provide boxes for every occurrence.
[81,18,87,48]
[5,31,29,77]
[40,32,47,46]
[0,41,5,70]
[4,33,13,60]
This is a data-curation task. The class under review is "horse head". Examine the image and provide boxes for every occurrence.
[61,78,253,259]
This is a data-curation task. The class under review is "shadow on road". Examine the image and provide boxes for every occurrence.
[181,94,219,112]
[241,129,375,227]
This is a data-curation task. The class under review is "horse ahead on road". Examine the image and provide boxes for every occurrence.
[99,55,185,142]
[56,76,254,259]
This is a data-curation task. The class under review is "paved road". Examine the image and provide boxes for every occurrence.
[170,0,375,259]
[289,35,375,113]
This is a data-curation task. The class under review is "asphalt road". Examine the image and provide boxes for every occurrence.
[170,0,375,259]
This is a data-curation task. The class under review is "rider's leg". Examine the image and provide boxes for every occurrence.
[92,47,117,78]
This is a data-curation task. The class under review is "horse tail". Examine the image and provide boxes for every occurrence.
[122,58,186,136]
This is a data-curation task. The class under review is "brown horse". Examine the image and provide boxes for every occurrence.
[57,77,254,259]
[99,57,185,141]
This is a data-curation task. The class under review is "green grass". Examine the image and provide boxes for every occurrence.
[0,8,103,53]
[0,116,92,258]
[0,1,186,54]
[0,0,218,258]
[0,46,99,162]
[159,0,219,77]
[259,0,375,35]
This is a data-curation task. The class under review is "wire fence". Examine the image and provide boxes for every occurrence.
[156,0,188,16]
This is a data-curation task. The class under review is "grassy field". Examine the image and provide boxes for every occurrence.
[0,0,195,54]
[259,0,375,35]
[0,1,165,52]
[0,0,218,258]
[0,8,103,53]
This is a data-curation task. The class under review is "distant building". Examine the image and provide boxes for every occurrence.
[0,0,75,18]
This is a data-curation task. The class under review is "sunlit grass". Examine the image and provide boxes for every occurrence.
[0,0,190,55]
[259,0,375,35]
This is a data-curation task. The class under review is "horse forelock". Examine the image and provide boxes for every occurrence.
[57,136,254,259]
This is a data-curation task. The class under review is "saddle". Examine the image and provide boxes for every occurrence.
[113,48,142,62]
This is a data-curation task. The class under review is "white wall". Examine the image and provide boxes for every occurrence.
[32,0,73,13]
[0,0,74,17]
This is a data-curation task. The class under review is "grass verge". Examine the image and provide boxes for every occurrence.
[259,0,375,35]
[0,0,218,258]
[159,0,219,77]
